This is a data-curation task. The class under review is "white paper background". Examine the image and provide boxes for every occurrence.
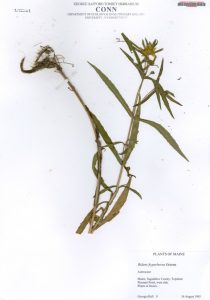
[0,1,209,299]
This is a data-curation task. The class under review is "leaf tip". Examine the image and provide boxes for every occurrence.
[184,155,189,162]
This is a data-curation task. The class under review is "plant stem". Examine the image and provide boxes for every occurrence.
[91,79,145,232]
[55,65,103,233]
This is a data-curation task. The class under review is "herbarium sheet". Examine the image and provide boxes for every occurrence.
[0,0,209,299]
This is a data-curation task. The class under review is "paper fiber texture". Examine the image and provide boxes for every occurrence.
[0,1,209,299]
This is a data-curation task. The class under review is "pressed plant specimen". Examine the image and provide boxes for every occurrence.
[20,34,188,234]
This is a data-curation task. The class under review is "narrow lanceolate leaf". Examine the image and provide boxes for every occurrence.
[120,48,139,71]
[155,85,162,109]
[124,103,141,164]
[158,84,174,118]
[132,49,145,78]
[157,58,164,82]
[100,185,116,195]
[103,177,132,223]
[140,118,189,161]
[161,92,174,118]
[148,78,180,115]
[100,185,142,199]
[121,33,142,54]
[91,113,123,165]
[121,33,135,52]
[120,186,142,199]
[140,89,156,105]
[76,209,93,234]
[145,78,162,109]
[120,48,135,64]
[92,152,112,191]
[165,90,175,97]
[88,62,133,117]
[166,94,182,106]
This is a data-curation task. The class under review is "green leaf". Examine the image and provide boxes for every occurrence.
[166,94,182,106]
[76,209,93,234]
[157,58,164,81]
[158,84,174,118]
[99,186,116,195]
[121,33,145,78]
[140,118,189,161]
[161,95,174,118]
[121,33,142,54]
[145,77,178,116]
[140,89,156,105]
[145,77,162,109]
[165,90,175,97]
[128,187,142,199]
[120,185,142,199]
[132,49,145,78]
[88,62,133,117]
[102,177,132,223]
[92,152,98,178]
[124,102,141,164]
[91,113,123,165]
[155,86,162,109]
[92,152,112,191]
[120,48,139,71]
[99,184,142,199]
[121,33,135,52]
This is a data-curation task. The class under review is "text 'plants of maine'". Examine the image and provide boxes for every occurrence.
[20,34,188,234]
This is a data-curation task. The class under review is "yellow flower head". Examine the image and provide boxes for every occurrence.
[136,39,163,64]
